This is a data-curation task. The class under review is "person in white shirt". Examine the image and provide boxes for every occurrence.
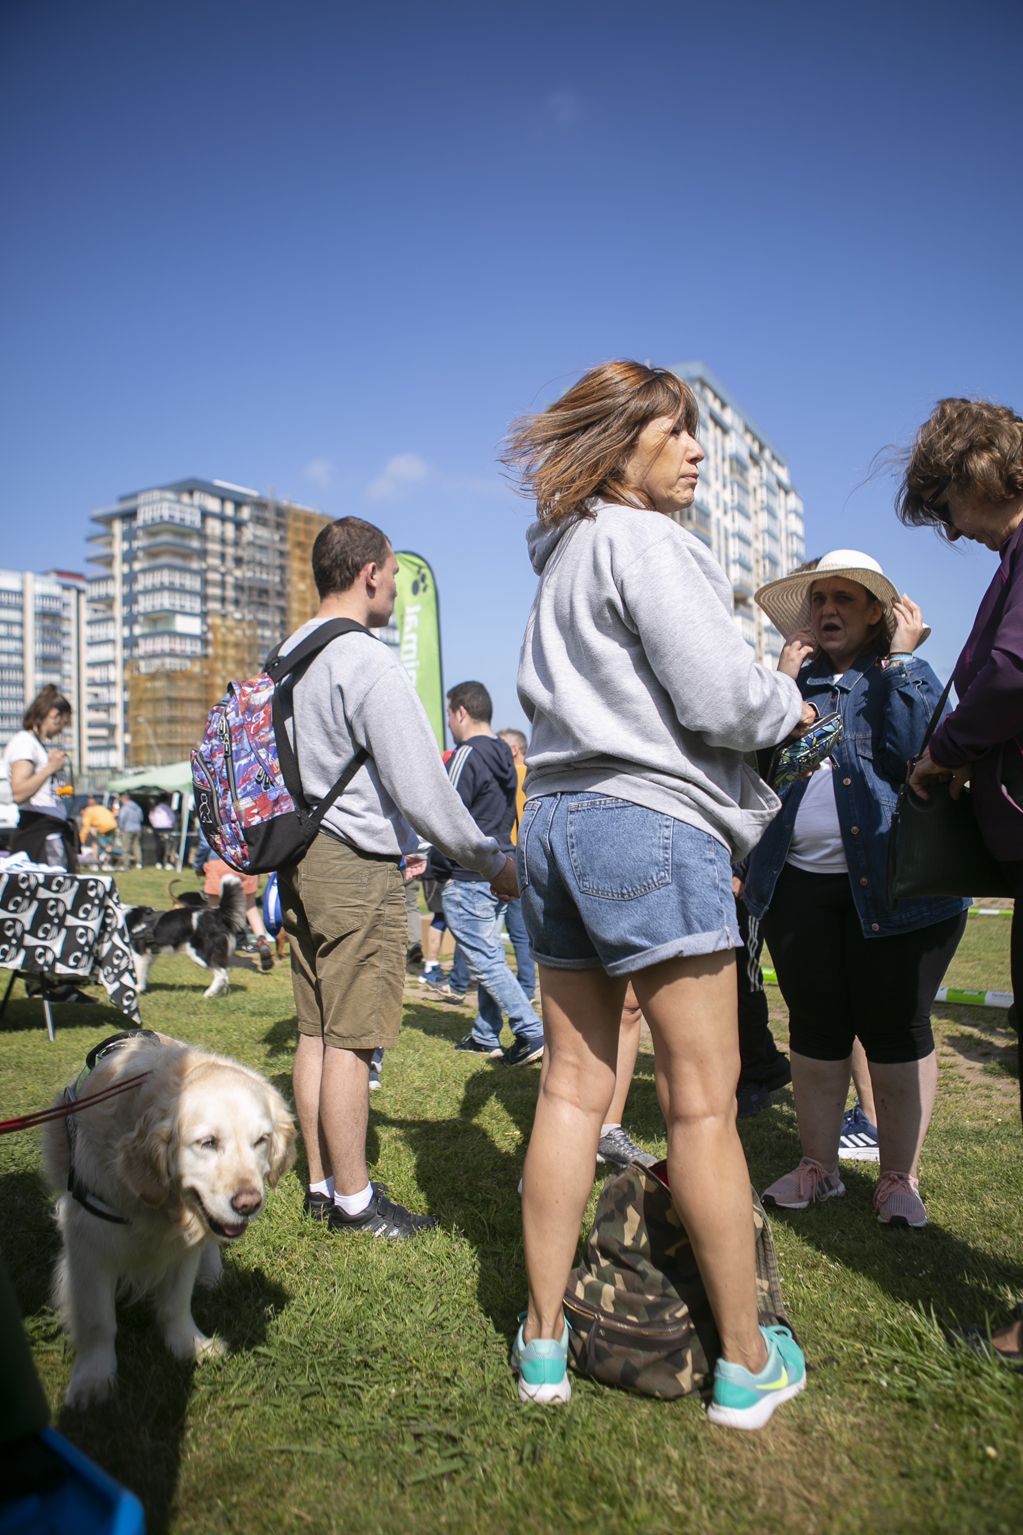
[3,686,75,868]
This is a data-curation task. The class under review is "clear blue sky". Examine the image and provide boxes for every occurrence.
[2,0,1020,735]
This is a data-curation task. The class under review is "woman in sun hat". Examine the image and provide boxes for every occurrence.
[743,550,968,1229]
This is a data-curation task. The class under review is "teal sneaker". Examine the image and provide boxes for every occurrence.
[510,1314,571,1405]
[707,1323,806,1430]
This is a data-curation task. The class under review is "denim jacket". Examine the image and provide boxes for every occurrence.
[743,651,969,938]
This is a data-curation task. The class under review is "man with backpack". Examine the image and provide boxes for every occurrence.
[275,518,518,1240]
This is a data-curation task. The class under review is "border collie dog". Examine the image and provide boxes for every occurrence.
[124,876,248,999]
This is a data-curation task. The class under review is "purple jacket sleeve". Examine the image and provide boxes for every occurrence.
[930,562,1023,768]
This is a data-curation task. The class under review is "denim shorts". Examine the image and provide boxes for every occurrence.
[516,793,740,976]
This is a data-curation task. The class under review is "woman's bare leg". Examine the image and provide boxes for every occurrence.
[605,983,643,1126]
[522,965,626,1342]
[632,951,767,1372]
[870,1052,938,1178]
[850,1039,876,1122]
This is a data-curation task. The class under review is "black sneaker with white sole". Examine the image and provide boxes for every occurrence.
[500,1039,544,1067]
[326,1186,438,1240]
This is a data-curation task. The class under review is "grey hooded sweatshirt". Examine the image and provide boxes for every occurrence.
[516,501,803,861]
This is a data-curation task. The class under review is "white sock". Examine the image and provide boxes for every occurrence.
[309,1178,334,1199]
[600,1123,621,1138]
[334,1183,373,1216]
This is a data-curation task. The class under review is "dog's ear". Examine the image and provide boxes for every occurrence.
[116,1102,178,1207]
[265,1088,297,1188]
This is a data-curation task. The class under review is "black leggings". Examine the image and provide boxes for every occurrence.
[762,865,966,1064]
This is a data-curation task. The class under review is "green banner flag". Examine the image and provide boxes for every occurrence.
[394,550,445,748]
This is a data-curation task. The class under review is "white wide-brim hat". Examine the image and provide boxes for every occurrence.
[755,549,929,644]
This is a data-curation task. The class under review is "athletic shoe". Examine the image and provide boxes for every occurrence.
[707,1323,806,1430]
[838,1103,880,1162]
[510,1314,571,1405]
[422,972,467,1002]
[762,1158,845,1211]
[596,1125,657,1170]
[874,1170,928,1228]
[736,1056,792,1119]
[500,1039,544,1067]
[327,1186,438,1240]
[406,941,424,970]
[454,1034,504,1058]
[256,937,274,972]
[303,1189,333,1222]
[949,1305,1023,1370]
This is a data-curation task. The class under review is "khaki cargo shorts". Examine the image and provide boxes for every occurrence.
[278,832,407,1051]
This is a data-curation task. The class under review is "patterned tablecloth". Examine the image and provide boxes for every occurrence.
[0,868,141,1022]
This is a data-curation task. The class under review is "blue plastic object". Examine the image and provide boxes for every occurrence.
[262,871,282,936]
[0,1428,145,1535]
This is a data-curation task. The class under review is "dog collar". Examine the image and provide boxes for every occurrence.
[65,1029,161,1224]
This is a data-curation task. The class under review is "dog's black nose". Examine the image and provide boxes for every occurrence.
[231,1188,262,1216]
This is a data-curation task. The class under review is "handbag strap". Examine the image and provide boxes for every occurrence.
[917,675,955,757]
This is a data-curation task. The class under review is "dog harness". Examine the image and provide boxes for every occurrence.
[64,1029,160,1224]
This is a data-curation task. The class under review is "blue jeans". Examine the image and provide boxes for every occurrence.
[441,880,544,1051]
[503,897,536,998]
[450,941,470,994]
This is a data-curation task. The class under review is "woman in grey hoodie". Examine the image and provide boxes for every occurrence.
[504,360,813,1428]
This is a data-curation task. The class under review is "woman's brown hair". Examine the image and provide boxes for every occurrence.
[502,360,699,526]
[23,685,71,733]
[896,397,1023,538]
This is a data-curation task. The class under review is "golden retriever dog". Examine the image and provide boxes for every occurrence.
[43,1030,295,1409]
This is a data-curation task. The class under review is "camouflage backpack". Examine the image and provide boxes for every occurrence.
[563,1160,789,1400]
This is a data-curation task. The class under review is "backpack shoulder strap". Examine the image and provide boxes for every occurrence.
[264,617,370,680]
[268,619,371,812]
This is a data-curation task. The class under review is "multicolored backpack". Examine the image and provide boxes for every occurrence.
[563,1160,789,1399]
[191,619,368,875]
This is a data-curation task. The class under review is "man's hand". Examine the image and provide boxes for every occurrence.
[907,748,969,800]
[490,856,520,901]
[890,595,927,655]
[778,629,815,679]
[403,854,428,882]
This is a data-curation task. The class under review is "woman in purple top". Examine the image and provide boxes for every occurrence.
[899,396,1023,1366]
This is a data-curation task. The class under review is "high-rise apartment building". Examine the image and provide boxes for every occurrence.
[0,568,88,770]
[671,363,805,661]
[86,478,328,769]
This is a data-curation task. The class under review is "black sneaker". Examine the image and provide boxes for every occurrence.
[303,1190,333,1222]
[454,1034,504,1058]
[500,1038,544,1067]
[326,1186,438,1240]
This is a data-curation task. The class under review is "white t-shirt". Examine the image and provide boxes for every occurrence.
[2,730,66,820]
[786,759,846,873]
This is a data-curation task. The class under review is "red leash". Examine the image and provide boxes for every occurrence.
[0,1072,150,1136]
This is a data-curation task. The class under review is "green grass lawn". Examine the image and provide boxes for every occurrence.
[1,872,1021,1535]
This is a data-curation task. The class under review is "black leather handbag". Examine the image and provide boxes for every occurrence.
[887,678,1012,904]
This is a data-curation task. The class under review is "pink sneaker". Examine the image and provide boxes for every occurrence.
[762,1157,845,1211]
[874,1171,927,1228]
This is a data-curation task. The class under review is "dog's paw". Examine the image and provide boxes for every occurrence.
[65,1366,116,1410]
[166,1326,227,1363]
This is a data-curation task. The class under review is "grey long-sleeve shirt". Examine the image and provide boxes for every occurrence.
[281,619,505,879]
[517,503,803,861]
